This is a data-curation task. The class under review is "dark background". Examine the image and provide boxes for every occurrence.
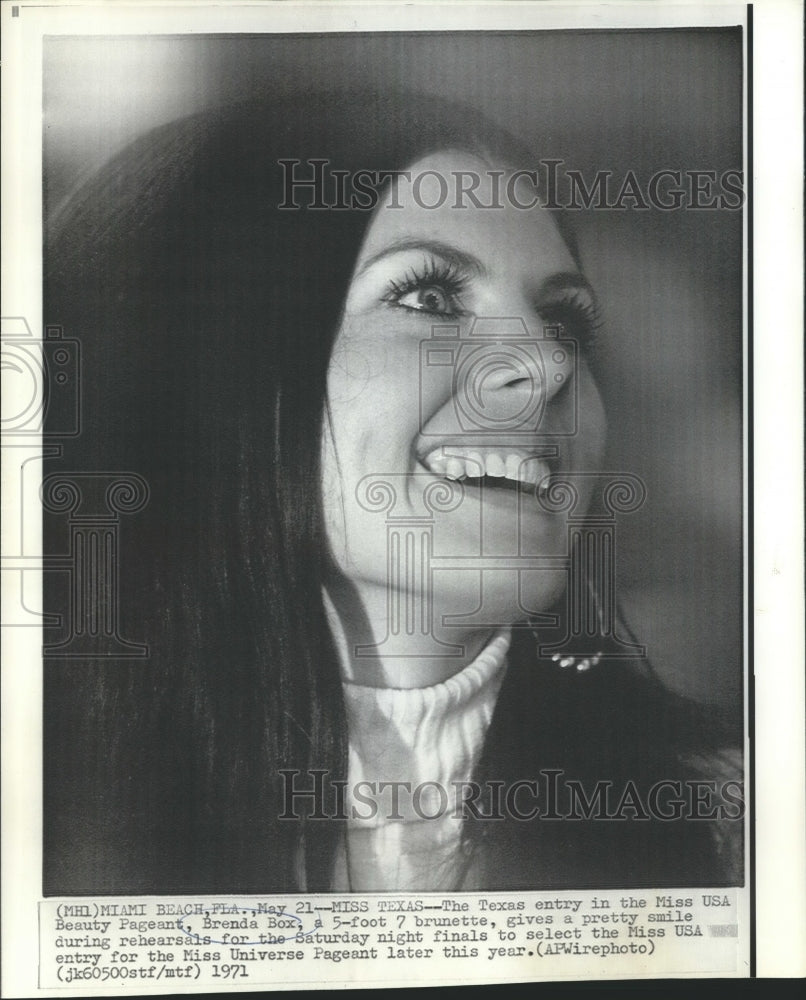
[43,29,744,715]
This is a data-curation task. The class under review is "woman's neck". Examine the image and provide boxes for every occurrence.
[323,577,502,688]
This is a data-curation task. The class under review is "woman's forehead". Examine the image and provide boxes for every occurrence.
[356,150,576,276]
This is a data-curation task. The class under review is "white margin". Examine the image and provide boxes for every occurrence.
[2,0,803,993]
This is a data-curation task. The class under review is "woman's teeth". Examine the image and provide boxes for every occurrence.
[421,448,551,490]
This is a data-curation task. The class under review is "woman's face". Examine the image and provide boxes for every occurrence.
[322,151,606,638]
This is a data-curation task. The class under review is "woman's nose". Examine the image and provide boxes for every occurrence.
[453,315,574,435]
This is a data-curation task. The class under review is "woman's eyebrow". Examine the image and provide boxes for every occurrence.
[356,238,488,278]
[534,271,596,303]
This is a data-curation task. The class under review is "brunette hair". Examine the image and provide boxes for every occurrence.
[44,91,557,892]
[43,90,736,894]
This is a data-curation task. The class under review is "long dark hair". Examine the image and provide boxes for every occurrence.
[43,91,559,893]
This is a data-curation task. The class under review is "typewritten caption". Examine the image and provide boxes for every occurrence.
[38,889,743,989]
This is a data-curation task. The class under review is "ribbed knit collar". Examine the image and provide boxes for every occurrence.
[343,627,510,716]
[342,628,511,824]
[332,628,511,891]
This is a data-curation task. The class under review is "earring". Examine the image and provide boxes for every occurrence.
[550,652,602,673]
[527,621,602,673]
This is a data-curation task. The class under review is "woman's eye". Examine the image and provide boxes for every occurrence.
[381,258,469,318]
[396,284,455,315]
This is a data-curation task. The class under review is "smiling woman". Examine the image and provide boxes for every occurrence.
[43,90,742,895]
[323,152,606,692]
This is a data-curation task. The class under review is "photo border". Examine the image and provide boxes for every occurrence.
[2,1,803,993]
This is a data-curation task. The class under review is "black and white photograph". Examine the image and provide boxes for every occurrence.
[2,0,803,992]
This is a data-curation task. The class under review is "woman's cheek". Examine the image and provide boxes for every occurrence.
[356,332,436,432]
[326,325,387,408]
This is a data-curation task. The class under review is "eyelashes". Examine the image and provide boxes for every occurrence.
[537,288,602,355]
[381,254,601,354]
[382,257,470,318]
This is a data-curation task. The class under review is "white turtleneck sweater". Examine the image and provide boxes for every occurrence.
[331,628,511,892]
